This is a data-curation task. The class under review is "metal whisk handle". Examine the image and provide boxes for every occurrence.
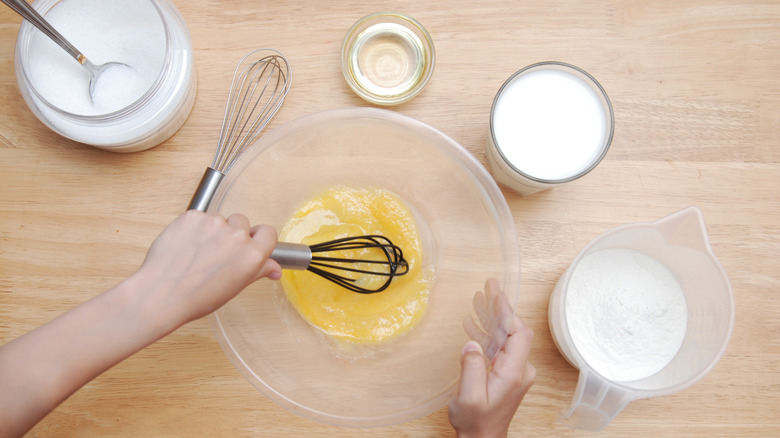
[271,242,312,270]
[188,167,225,212]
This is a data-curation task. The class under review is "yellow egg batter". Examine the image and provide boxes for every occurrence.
[280,186,432,344]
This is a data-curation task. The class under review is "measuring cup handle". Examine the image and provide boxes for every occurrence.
[560,369,634,431]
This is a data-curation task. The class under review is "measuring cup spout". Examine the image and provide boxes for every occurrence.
[652,206,712,253]
[560,369,634,431]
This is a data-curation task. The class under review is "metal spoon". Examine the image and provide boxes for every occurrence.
[2,0,129,100]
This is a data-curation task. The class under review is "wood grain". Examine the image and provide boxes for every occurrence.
[1,1,778,436]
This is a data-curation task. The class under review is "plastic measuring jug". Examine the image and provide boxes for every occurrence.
[548,206,734,431]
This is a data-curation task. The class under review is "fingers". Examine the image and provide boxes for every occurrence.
[472,290,488,324]
[264,260,283,280]
[456,340,489,406]
[484,277,500,296]
[485,278,515,335]
[449,279,535,438]
[463,314,491,352]
[476,278,533,375]
[479,279,514,359]
[492,314,534,381]
[251,258,282,281]
[506,316,534,362]
[249,223,276,241]
[226,213,251,232]
[467,290,496,355]
[222,214,282,282]
[249,224,282,281]
[478,278,535,395]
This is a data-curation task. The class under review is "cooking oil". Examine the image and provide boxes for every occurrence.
[347,22,426,98]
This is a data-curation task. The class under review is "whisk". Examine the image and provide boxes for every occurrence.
[188,49,291,211]
[187,49,409,294]
[272,235,409,294]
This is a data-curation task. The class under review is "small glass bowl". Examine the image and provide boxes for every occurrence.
[341,12,435,105]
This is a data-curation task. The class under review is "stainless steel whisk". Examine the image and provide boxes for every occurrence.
[188,48,291,211]
[187,49,409,294]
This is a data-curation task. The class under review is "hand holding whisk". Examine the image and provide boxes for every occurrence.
[187,49,408,294]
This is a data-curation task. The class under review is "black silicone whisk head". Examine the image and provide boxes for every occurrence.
[305,235,409,294]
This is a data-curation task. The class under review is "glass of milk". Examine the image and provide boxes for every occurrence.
[548,206,735,431]
[13,0,196,152]
[487,62,613,195]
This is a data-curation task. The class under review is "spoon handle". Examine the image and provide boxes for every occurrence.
[2,0,86,64]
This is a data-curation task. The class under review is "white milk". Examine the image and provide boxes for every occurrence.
[487,63,613,195]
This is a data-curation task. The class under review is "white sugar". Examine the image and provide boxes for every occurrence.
[27,0,166,115]
[565,248,688,382]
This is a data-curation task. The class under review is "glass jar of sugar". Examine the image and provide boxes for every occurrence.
[487,62,613,195]
[13,0,196,153]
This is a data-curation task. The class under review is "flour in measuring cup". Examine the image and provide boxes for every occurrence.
[565,248,688,382]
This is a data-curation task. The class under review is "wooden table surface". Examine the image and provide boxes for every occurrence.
[1,0,778,436]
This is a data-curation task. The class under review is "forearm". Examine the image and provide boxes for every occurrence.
[0,212,280,437]
[0,272,176,437]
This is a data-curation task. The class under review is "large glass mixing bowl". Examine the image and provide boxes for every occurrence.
[207,107,520,426]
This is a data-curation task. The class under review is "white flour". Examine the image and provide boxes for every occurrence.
[565,248,688,382]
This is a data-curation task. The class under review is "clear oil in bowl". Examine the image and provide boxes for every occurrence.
[349,22,425,97]
[342,12,434,105]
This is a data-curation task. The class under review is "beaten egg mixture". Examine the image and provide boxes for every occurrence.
[280,186,432,344]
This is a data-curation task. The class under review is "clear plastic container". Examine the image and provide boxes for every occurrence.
[207,108,520,426]
[548,206,735,430]
[14,0,196,152]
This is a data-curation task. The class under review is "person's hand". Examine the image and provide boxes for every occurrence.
[134,210,282,327]
[448,278,536,438]
[0,211,282,437]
